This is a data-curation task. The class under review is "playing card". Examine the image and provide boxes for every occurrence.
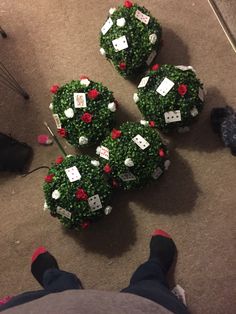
[112,35,128,52]
[74,93,87,108]
[164,110,182,123]
[101,17,113,35]
[156,78,175,96]
[56,207,72,219]
[132,134,150,150]
[198,87,204,101]
[172,285,187,306]
[88,194,102,211]
[152,167,163,179]
[138,76,149,88]
[119,172,136,182]
[52,114,61,129]
[190,106,198,117]
[135,9,150,25]
[99,146,109,160]
[146,51,156,65]
[65,166,81,182]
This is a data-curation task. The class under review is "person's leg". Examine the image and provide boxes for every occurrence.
[122,230,189,314]
[0,247,82,312]
[31,247,82,292]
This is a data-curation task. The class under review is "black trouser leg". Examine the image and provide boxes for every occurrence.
[121,259,189,314]
[0,269,82,312]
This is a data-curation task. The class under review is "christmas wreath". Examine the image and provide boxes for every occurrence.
[135,64,205,132]
[49,78,117,147]
[99,1,162,78]
[43,155,112,229]
[97,122,170,190]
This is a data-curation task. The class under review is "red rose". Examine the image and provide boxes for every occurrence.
[80,75,89,80]
[159,149,165,157]
[124,0,133,8]
[88,89,100,100]
[44,174,54,183]
[149,121,155,128]
[151,64,159,71]
[81,221,90,229]
[119,62,126,70]
[75,188,88,201]
[178,84,188,96]
[50,84,59,94]
[104,164,112,173]
[55,156,64,164]
[111,129,122,139]
[81,112,93,123]
[57,128,67,137]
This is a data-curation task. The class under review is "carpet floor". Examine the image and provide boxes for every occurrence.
[0,1,235,313]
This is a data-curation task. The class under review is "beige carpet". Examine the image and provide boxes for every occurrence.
[214,0,236,40]
[0,1,236,313]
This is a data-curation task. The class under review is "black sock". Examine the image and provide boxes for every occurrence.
[149,234,177,274]
[31,252,59,287]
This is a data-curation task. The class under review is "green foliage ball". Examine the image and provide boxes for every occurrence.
[50,79,117,147]
[135,64,205,132]
[43,155,112,230]
[100,2,162,78]
[98,122,169,190]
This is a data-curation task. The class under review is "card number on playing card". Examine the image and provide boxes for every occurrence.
[101,18,113,35]
[88,195,102,211]
[112,36,128,52]
[135,10,150,25]
[132,134,150,150]
[65,166,81,182]
[156,78,175,96]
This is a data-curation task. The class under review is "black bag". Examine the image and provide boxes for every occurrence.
[0,133,33,172]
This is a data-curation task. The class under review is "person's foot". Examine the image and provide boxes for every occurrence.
[149,229,177,274]
[31,247,59,287]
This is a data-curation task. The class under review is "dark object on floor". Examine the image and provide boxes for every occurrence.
[0,26,7,38]
[0,133,33,172]
[211,106,236,156]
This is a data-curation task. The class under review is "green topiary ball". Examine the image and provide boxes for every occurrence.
[97,122,169,190]
[43,155,112,230]
[135,64,205,132]
[100,1,162,78]
[49,78,117,147]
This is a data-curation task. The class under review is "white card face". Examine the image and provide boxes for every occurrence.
[198,87,204,101]
[52,114,61,129]
[135,9,150,25]
[74,93,87,108]
[132,134,150,150]
[56,207,72,219]
[152,167,163,179]
[99,146,109,160]
[190,106,198,117]
[138,76,149,88]
[88,194,102,212]
[65,166,81,182]
[156,78,175,96]
[101,17,113,35]
[119,172,136,182]
[164,110,182,123]
[112,35,128,52]
[146,51,156,65]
